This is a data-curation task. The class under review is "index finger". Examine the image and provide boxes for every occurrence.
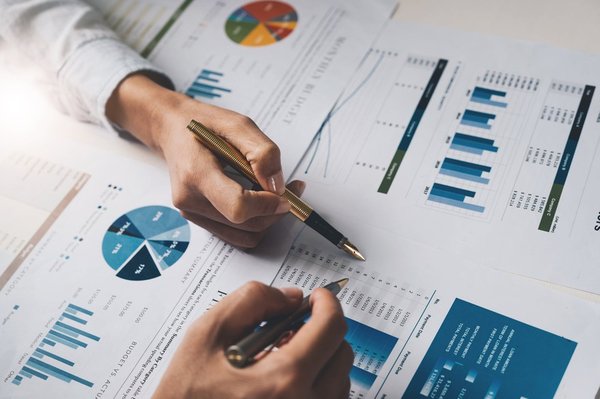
[278,288,348,379]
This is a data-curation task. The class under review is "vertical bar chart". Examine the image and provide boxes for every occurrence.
[471,87,508,108]
[460,110,496,130]
[185,69,232,99]
[12,303,99,388]
[450,132,499,155]
[427,183,485,213]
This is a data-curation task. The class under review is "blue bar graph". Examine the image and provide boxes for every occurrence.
[345,317,397,393]
[440,158,491,184]
[428,183,485,213]
[471,87,508,108]
[461,110,496,130]
[451,133,499,155]
[186,69,231,99]
[12,303,99,388]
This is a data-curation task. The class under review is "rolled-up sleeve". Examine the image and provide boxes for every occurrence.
[0,0,174,131]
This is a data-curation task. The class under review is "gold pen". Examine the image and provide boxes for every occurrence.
[187,120,365,261]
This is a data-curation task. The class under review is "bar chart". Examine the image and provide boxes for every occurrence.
[12,304,99,388]
[403,299,576,398]
[185,69,232,100]
[425,71,540,218]
[346,317,398,395]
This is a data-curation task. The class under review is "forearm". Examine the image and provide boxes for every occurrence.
[0,0,173,129]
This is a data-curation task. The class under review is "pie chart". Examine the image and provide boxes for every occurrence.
[225,1,298,47]
[102,206,190,281]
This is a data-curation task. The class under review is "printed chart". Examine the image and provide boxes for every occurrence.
[225,1,297,47]
[404,299,576,398]
[425,71,539,218]
[12,304,99,388]
[102,206,190,281]
[185,69,231,100]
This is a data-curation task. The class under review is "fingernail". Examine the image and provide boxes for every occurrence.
[275,199,291,214]
[297,181,306,196]
[280,287,303,301]
[268,172,285,195]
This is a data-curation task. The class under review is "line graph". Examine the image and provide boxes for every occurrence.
[297,51,446,194]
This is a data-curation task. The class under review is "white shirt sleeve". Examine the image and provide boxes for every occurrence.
[0,0,174,132]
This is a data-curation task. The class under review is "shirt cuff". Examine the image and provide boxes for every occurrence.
[57,36,174,133]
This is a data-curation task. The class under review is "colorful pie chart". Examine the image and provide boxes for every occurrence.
[225,1,298,47]
[102,206,190,281]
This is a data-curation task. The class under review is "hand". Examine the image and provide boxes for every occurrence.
[106,74,305,248]
[153,282,353,399]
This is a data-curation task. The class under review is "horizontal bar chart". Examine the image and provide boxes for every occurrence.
[186,69,231,99]
[471,86,508,108]
[428,183,485,213]
[461,109,496,130]
[12,303,99,388]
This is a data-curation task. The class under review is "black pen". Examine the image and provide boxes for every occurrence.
[187,120,365,261]
[225,278,349,368]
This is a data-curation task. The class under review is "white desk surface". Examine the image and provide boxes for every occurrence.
[0,1,599,303]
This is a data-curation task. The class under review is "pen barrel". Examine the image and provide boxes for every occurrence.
[226,299,310,368]
[187,120,312,221]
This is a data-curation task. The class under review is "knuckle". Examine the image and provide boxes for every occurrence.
[258,141,280,160]
[225,196,249,224]
[236,114,256,129]
[240,281,270,300]
[171,187,190,210]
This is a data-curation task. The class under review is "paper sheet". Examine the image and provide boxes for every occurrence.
[294,21,600,293]
[86,0,397,176]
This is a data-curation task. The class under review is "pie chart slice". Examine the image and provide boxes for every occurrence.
[102,206,190,281]
[225,1,298,47]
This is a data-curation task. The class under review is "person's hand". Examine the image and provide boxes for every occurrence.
[153,282,353,399]
[106,74,305,248]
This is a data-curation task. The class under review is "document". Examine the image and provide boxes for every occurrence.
[87,0,397,175]
[295,21,600,293]
[0,140,294,397]
[274,220,600,398]
[1,138,599,398]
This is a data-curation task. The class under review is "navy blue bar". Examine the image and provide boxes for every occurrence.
[463,110,496,123]
[454,132,495,146]
[22,366,48,380]
[443,158,492,172]
[473,86,506,99]
[432,183,476,198]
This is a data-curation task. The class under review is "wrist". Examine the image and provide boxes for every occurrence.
[106,73,182,152]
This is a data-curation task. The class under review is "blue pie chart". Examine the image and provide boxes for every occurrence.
[102,206,190,281]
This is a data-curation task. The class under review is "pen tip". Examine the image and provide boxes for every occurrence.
[338,278,349,289]
[341,240,366,261]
